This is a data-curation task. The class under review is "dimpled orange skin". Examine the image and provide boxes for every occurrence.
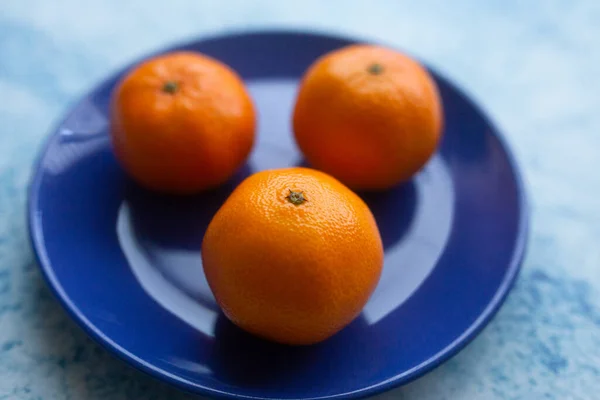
[110,51,255,194]
[201,167,384,345]
[293,45,443,190]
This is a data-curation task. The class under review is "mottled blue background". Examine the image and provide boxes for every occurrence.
[1,1,599,399]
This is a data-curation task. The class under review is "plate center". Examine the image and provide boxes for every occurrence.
[115,78,455,337]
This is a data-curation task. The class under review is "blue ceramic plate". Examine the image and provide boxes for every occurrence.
[28,31,528,400]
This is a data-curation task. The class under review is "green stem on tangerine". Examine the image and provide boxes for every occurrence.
[367,63,384,75]
[162,81,179,94]
[286,190,307,206]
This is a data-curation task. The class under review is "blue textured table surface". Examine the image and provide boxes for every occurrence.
[1,1,599,399]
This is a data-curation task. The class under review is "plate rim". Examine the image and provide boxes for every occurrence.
[27,28,529,400]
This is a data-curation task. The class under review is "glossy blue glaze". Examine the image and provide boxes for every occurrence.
[28,32,527,400]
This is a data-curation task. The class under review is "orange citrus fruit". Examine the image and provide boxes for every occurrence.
[202,167,384,345]
[110,51,255,193]
[293,44,443,190]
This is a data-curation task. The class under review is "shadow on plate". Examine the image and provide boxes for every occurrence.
[209,314,317,386]
[357,182,417,250]
[123,164,253,250]
[208,312,378,389]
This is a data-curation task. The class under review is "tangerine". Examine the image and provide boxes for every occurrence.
[293,44,443,190]
[110,51,255,193]
[202,167,384,345]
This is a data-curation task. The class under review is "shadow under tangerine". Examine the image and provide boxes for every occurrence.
[124,164,253,251]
